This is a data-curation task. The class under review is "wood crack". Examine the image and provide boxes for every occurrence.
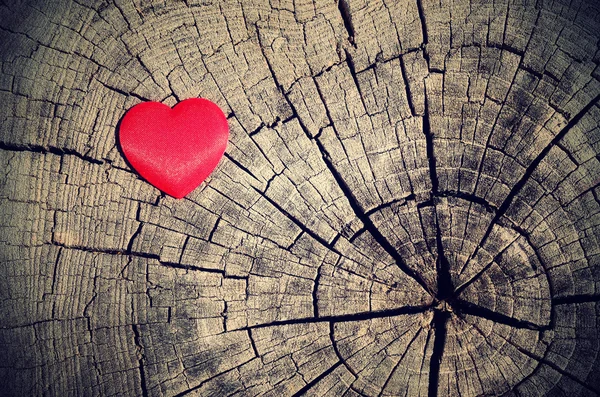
[291,361,342,397]
[0,141,103,165]
[242,304,430,330]
[477,323,600,396]
[132,324,149,397]
[454,300,549,331]
[427,310,448,397]
[458,93,600,293]
[337,0,356,48]
[315,138,434,295]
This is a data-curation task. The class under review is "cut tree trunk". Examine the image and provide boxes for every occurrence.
[1,0,600,396]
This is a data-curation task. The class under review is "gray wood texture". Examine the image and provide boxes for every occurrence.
[1,0,600,396]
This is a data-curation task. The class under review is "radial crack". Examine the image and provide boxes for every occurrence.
[0,141,103,165]
[241,304,431,330]
[424,77,452,301]
[251,185,335,249]
[427,310,448,397]
[454,299,549,331]
[223,153,263,183]
[379,328,423,397]
[472,322,600,396]
[399,55,418,116]
[313,265,322,317]
[457,94,600,293]
[423,85,438,195]
[416,0,428,45]
[132,324,149,397]
[315,139,434,296]
[291,362,342,397]
[434,210,453,301]
[337,0,355,47]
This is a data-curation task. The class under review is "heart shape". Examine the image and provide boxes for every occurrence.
[118,98,229,199]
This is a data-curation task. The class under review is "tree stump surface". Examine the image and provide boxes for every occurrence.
[1,0,600,396]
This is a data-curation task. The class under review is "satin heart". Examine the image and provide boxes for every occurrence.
[118,98,229,199]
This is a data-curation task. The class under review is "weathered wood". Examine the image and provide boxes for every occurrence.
[1,0,600,396]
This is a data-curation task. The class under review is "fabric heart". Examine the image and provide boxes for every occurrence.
[119,98,229,199]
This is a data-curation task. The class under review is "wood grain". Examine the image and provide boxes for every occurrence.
[1,0,600,396]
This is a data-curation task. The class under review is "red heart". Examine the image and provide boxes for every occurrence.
[119,98,229,199]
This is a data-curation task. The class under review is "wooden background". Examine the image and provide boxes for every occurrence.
[1,0,600,396]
